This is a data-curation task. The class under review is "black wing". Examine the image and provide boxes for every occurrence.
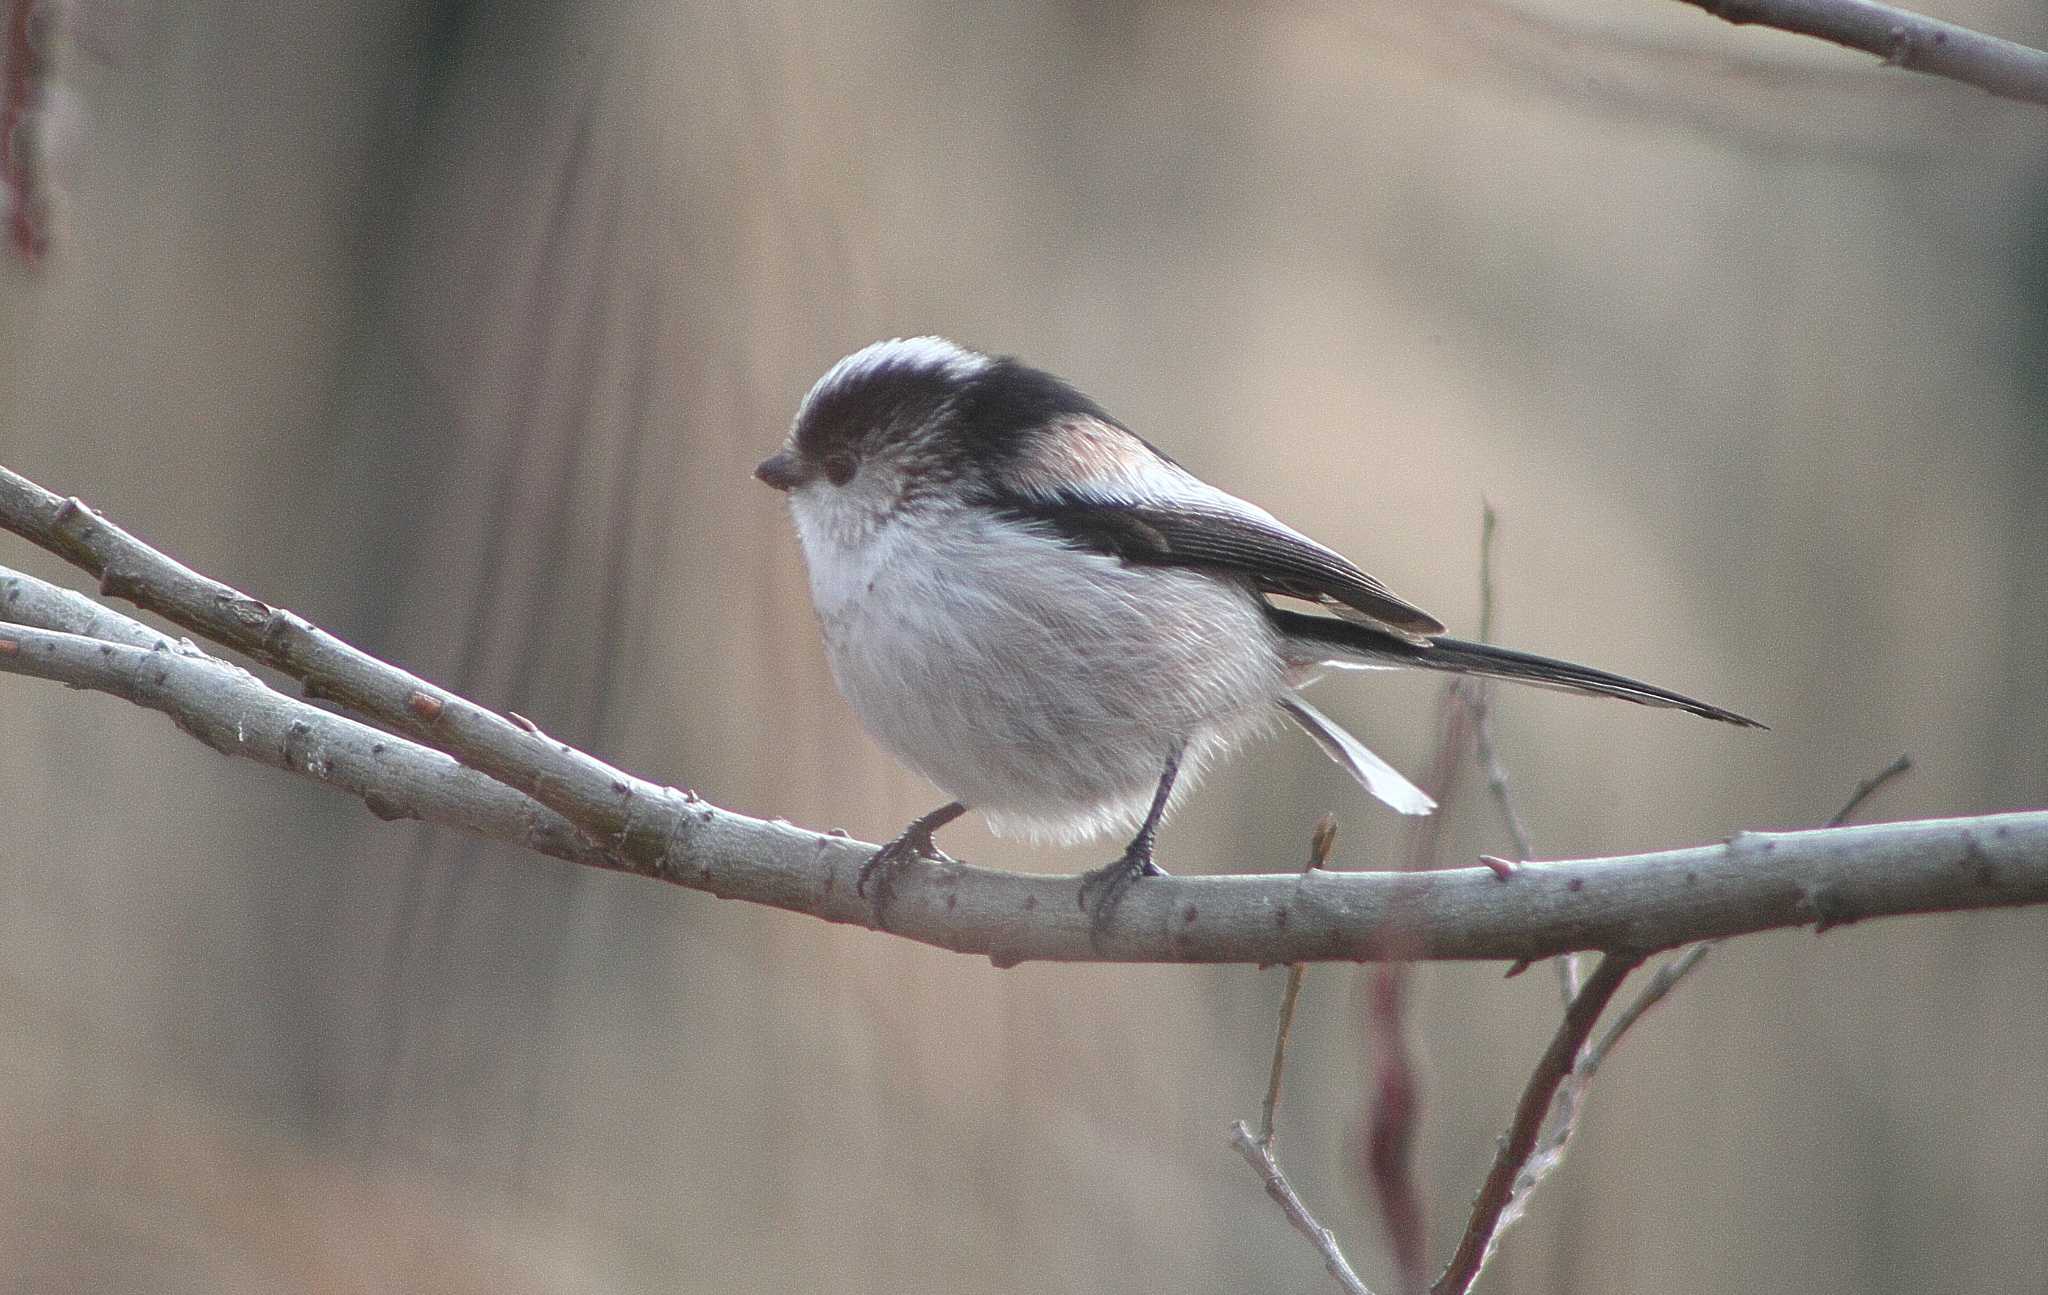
[998,492,1446,637]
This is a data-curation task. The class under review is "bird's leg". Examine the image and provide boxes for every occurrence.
[858,800,968,928]
[1078,748,1182,939]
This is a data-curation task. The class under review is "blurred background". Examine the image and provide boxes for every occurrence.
[3,1,2046,1290]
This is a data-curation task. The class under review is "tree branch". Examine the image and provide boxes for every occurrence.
[0,612,611,871]
[1673,0,2048,106]
[1231,1119,1380,1295]
[1421,751,1922,1290]
[1231,820,1387,1293]
[1431,953,1645,1295]
[4,466,2047,967]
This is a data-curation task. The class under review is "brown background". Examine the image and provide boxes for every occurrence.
[3,1,2046,1291]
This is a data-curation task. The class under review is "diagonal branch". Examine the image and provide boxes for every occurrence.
[1232,1119,1380,1295]
[0,465,645,852]
[0,613,610,870]
[1672,0,2048,106]
[1423,751,1925,1291]
[1430,952,1646,1295]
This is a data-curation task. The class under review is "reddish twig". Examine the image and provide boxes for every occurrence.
[1431,952,1645,1295]
[1455,751,1924,1293]
[2,0,52,263]
[1364,670,1478,1291]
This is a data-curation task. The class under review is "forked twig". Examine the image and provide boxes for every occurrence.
[1231,1121,1377,1295]
[1431,952,1644,1295]
[1236,815,1377,1295]
[1591,752,1915,1070]
[1434,752,1922,1294]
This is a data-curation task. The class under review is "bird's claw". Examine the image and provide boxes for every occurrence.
[857,830,942,928]
[1077,849,1168,947]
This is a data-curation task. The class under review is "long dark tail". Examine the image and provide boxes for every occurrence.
[1270,608,1764,729]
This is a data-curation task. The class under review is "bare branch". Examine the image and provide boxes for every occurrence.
[4,598,2043,963]
[1259,815,1338,1145]
[0,464,648,850]
[1460,505,1574,1000]
[1473,749,1924,1287]
[1827,752,1915,827]
[3,468,2046,967]
[1673,0,2048,106]
[1585,751,1916,1064]
[1235,818,1379,1292]
[0,618,609,870]
[1431,953,1646,1295]
[1230,1121,1379,1295]
[3,564,179,649]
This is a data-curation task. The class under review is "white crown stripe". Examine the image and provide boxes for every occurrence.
[802,337,992,416]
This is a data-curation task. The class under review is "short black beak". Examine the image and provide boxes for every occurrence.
[754,450,805,492]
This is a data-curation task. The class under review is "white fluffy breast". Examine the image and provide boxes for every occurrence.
[786,490,1289,842]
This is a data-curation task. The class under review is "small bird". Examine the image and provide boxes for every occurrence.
[756,338,1760,927]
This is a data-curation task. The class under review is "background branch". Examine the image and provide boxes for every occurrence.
[1672,0,2048,106]
[1431,953,1646,1295]
[1232,818,1378,1295]
[1439,752,1922,1290]
[1231,1121,1378,1295]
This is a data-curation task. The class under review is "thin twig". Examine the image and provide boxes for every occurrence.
[1583,751,1918,1067]
[1239,820,1376,1290]
[1476,750,1926,1287]
[1236,821,1399,1292]
[1460,504,1573,1000]
[1674,0,2048,107]
[1231,1121,1378,1295]
[1431,952,1645,1295]
[1827,753,1915,828]
[1262,963,1309,1148]
[1259,815,1339,1145]
[1471,702,1535,867]
[1365,622,1487,1290]
[1584,941,1715,1072]
[1468,507,1535,865]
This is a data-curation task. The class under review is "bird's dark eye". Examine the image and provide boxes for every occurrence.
[823,453,858,487]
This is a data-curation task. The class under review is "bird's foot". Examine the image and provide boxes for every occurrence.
[1077,846,1168,948]
[856,828,949,929]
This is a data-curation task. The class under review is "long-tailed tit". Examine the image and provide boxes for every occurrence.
[756,338,1760,926]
